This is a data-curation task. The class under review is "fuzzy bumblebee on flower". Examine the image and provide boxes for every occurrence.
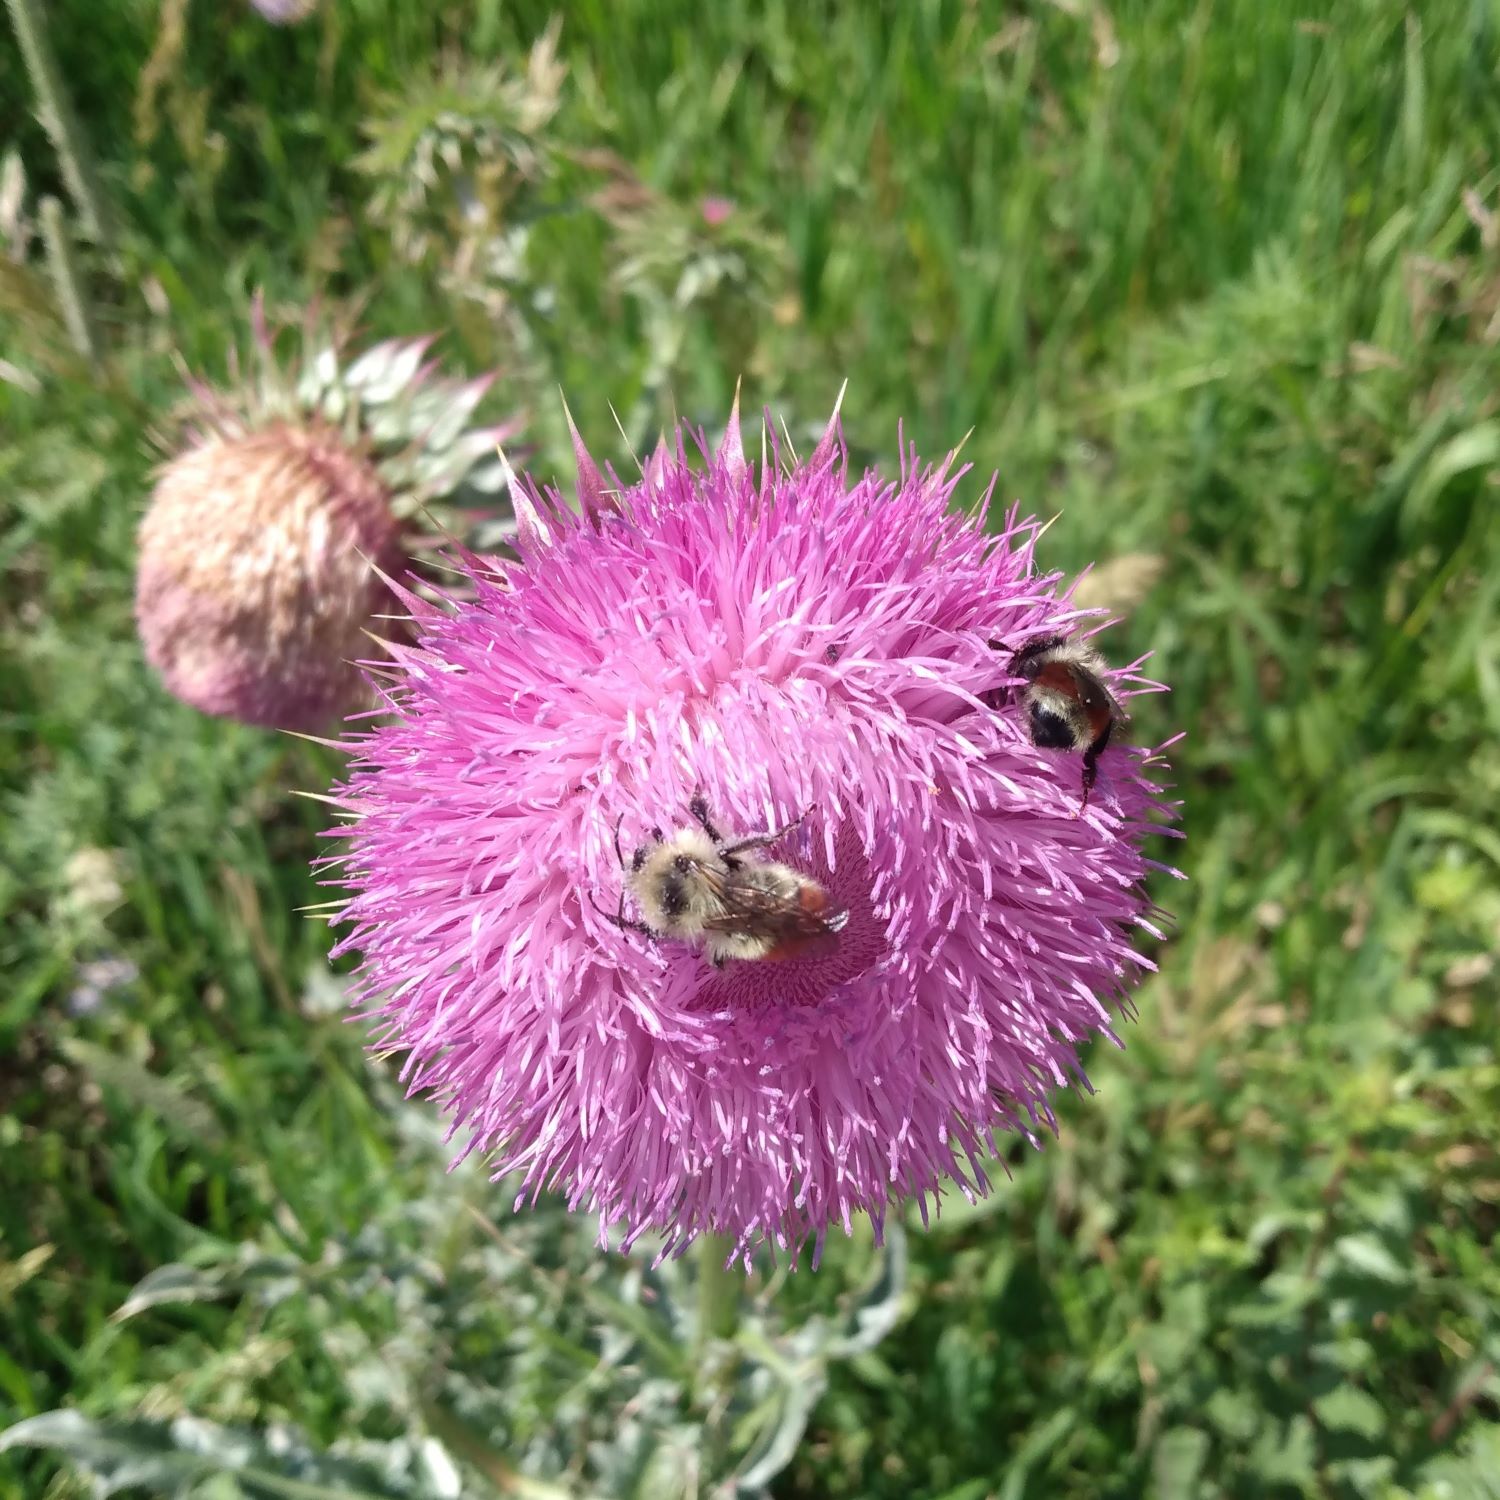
[134,295,521,732]
[324,394,1181,1268]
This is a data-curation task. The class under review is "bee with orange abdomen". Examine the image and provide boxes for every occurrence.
[593,795,849,965]
[983,634,1126,811]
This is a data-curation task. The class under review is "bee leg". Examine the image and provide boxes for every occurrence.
[720,809,807,859]
[687,794,724,844]
[1077,724,1111,815]
[588,889,657,941]
[624,827,664,874]
[587,888,621,925]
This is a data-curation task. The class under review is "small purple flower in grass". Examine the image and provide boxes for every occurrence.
[324,396,1181,1267]
[699,195,736,227]
[68,957,140,1018]
[249,0,317,23]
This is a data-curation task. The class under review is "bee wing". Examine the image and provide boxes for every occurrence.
[699,881,849,943]
[1067,661,1127,722]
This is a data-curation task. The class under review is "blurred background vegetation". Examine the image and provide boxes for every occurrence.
[2,0,1499,1496]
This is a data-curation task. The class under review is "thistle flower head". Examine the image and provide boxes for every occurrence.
[135,298,519,731]
[327,399,1180,1265]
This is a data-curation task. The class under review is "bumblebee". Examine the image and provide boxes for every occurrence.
[595,796,848,964]
[985,634,1125,810]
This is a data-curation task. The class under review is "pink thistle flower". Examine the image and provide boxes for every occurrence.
[326,397,1180,1266]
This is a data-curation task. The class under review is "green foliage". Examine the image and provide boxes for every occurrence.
[2,1065,909,1498]
[354,23,565,268]
[3,0,1499,1497]
[0,1409,466,1499]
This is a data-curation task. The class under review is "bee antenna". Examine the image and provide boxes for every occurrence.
[612,813,626,869]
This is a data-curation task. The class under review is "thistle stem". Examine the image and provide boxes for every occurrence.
[39,195,97,366]
[5,0,117,256]
[693,1230,743,1453]
[694,1230,741,1364]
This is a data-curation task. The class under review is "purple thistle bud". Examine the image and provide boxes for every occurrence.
[136,422,401,732]
[325,403,1181,1267]
[136,298,521,731]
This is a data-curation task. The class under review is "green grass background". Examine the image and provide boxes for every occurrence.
[2,1,1499,1496]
